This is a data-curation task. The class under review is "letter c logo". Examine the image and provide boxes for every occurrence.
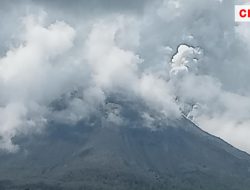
[240,9,247,18]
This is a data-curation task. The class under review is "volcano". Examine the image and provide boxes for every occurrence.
[0,97,250,190]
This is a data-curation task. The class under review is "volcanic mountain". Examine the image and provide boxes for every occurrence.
[0,97,250,190]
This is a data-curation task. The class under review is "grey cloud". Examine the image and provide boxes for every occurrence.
[32,0,150,16]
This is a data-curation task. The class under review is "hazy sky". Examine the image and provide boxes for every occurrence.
[0,0,250,153]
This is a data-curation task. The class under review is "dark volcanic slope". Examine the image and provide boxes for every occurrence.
[0,99,250,190]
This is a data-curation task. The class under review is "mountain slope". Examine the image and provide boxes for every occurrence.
[0,99,250,190]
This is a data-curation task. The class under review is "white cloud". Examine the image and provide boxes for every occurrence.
[84,17,141,90]
[85,17,180,118]
[138,73,180,117]
[168,44,250,153]
[170,44,202,79]
[0,15,76,151]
